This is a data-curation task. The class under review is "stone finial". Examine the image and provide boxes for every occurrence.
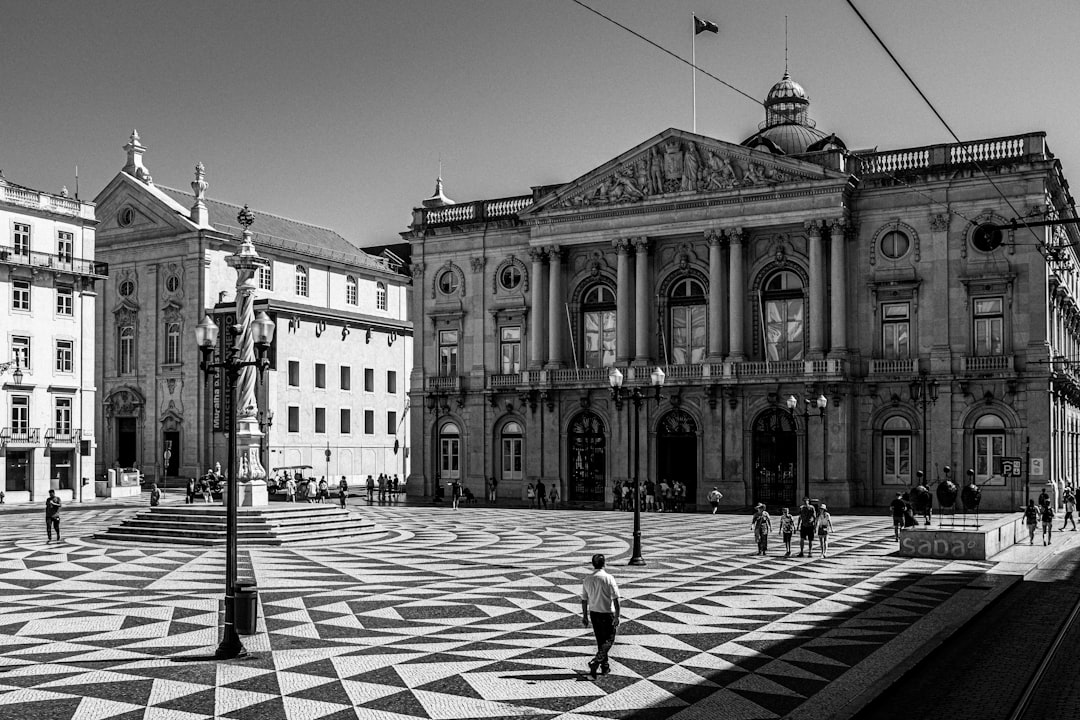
[60,186,69,198]
[237,205,255,230]
[123,129,153,184]
[191,162,209,226]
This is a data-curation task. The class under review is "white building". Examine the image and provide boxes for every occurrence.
[1,173,103,504]
[93,132,412,486]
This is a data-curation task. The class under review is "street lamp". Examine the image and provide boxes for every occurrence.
[257,408,274,476]
[785,393,828,501]
[609,366,665,566]
[194,208,274,660]
[909,371,940,479]
[0,358,23,385]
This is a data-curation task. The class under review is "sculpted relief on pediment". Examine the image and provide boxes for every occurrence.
[555,139,810,210]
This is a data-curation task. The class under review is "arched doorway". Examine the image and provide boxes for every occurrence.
[568,412,606,501]
[752,409,798,507]
[657,409,698,502]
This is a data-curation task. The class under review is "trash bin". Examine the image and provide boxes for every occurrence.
[234,582,259,635]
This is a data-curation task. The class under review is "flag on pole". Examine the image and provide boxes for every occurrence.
[694,16,719,35]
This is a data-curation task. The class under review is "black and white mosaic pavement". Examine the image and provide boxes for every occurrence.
[0,505,995,719]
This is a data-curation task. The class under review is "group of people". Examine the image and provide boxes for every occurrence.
[751,498,833,558]
[611,478,688,512]
[1022,485,1077,546]
[364,474,401,504]
[185,463,224,504]
[526,481,560,509]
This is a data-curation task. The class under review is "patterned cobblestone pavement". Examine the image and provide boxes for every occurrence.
[0,505,1004,719]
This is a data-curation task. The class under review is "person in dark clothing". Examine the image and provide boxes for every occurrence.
[537,480,547,509]
[890,492,908,541]
[45,490,61,543]
[797,497,817,557]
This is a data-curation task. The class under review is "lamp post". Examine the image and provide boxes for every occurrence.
[0,358,24,385]
[609,366,665,566]
[785,393,828,501]
[909,371,940,479]
[257,409,274,476]
[194,207,274,660]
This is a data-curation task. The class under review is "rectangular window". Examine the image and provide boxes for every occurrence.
[376,283,387,311]
[502,437,523,480]
[55,339,74,373]
[12,280,30,311]
[315,407,326,433]
[57,231,73,263]
[364,409,374,435]
[975,433,1006,485]
[12,336,30,371]
[883,434,911,485]
[364,368,374,392]
[164,322,181,364]
[340,366,351,390]
[500,326,521,374]
[973,297,1004,356]
[764,299,804,362]
[315,363,326,389]
[670,306,706,365]
[340,408,351,434]
[288,360,300,387]
[440,437,460,479]
[11,395,29,435]
[882,302,910,360]
[346,278,358,305]
[387,370,397,394]
[55,396,72,437]
[439,329,458,376]
[295,267,308,297]
[13,223,30,257]
[583,311,616,368]
[118,325,135,374]
[258,265,273,291]
[56,286,73,316]
[387,410,397,435]
[287,406,300,432]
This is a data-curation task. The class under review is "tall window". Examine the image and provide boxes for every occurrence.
[582,285,616,368]
[364,367,374,392]
[56,286,73,316]
[119,325,135,374]
[165,322,181,364]
[364,409,374,435]
[439,330,458,376]
[387,370,397,394]
[12,336,30,371]
[341,366,351,390]
[376,282,387,310]
[974,415,1006,485]
[500,326,521,374]
[501,421,523,481]
[11,395,29,435]
[57,231,73,263]
[346,276,357,305]
[882,303,910,360]
[315,408,326,433]
[13,223,30,257]
[288,360,300,386]
[315,363,326,389]
[973,297,1003,356]
[387,410,397,434]
[763,271,804,361]
[295,265,308,297]
[882,416,912,485]
[440,422,460,480]
[55,339,74,373]
[340,408,351,434]
[12,280,30,311]
[288,406,300,432]
[258,265,273,290]
[669,278,706,364]
[55,396,72,437]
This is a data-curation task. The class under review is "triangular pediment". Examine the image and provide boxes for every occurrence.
[522,128,847,216]
[93,172,201,239]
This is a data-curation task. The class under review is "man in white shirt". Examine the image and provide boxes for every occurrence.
[581,553,620,677]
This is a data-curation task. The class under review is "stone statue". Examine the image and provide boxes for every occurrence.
[648,147,664,195]
[681,142,700,191]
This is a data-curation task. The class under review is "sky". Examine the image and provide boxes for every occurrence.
[2,0,1079,249]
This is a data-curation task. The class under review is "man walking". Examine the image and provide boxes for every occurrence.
[339,476,349,508]
[45,489,62,543]
[797,497,817,557]
[537,480,547,509]
[581,553,620,678]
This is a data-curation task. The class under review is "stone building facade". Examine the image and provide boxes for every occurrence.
[93,132,412,485]
[405,74,1080,512]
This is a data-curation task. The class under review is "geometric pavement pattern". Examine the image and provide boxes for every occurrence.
[0,504,996,719]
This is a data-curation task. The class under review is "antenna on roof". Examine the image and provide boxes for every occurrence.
[75,165,79,200]
[784,16,789,74]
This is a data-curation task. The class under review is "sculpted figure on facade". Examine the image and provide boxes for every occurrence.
[702,151,738,191]
[743,162,765,186]
[662,141,684,192]
[681,142,701,192]
[648,146,664,195]
[610,165,645,202]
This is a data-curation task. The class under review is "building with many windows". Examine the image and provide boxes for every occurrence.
[405,73,1080,511]
[93,132,411,485]
[1,174,105,504]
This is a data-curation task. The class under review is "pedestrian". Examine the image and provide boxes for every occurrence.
[451,478,462,509]
[580,553,621,679]
[306,478,318,503]
[1062,488,1077,531]
[621,482,631,510]
[339,476,349,508]
[366,475,375,504]
[1038,487,1050,509]
[186,477,196,504]
[675,480,686,512]
[1041,502,1055,545]
[392,474,400,504]
[708,487,723,514]
[537,480,547,509]
[317,477,328,503]
[549,483,559,509]
[889,492,907,541]
[489,476,498,503]
[613,480,622,511]
[797,497,817,557]
[1023,499,1039,544]
[645,479,656,512]
[149,483,162,507]
[45,489,61,543]
[752,503,771,555]
[817,504,834,557]
[779,507,795,557]
[527,482,536,508]
[379,474,388,505]
[285,475,296,503]
[200,475,212,504]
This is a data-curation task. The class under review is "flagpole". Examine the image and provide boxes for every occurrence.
[691,12,697,133]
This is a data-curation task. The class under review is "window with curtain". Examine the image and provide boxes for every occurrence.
[973,297,1003,356]
[882,302,910,360]
[669,278,706,364]
[762,271,804,361]
[582,285,616,368]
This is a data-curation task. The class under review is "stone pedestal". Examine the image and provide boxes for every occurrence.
[235,416,268,507]
[239,480,268,507]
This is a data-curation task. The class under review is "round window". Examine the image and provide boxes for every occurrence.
[972,223,1003,252]
[499,264,522,291]
[880,230,910,259]
[118,207,135,227]
[165,275,180,292]
[118,280,135,297]
[438,270,459,295]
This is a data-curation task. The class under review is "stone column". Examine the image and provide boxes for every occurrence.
[828,219,848,355]
[529,248,548,369]
[806,220,826,358]
[614,238,634,364]
[547,246,564,368]
[707,230,724,360]
[727,228,745,361]
[634,237,652,365]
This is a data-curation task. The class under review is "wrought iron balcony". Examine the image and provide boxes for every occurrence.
[0,427,40,446]
[45,427,81,446]
[0,245,108,278]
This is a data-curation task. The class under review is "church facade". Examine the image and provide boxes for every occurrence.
[405,74,1080,512]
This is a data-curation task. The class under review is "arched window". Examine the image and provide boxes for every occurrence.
[501,421,523,482]
[882,416,912,485]
[346,276,357,305]
[669,278,706,364]
[762,271,804,361]
[164,322,181,364]
[119,325,135,374]
[376,281,387,310]
[439,422,460,481]
[974,414,1006,485]
[295,265,308,297]
[582,285,616,368]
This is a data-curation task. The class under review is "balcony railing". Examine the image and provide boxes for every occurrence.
[869,358,918,376]
[0,427,40,446]
[962,355,1014,373]
[420,194,533,228]
[856,133,1046,177]
[45,428,81,446]
[426,375,461,391]
[0,183,93,219]
[0,245,108,278]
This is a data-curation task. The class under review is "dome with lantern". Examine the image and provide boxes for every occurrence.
[741,72,844,156]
